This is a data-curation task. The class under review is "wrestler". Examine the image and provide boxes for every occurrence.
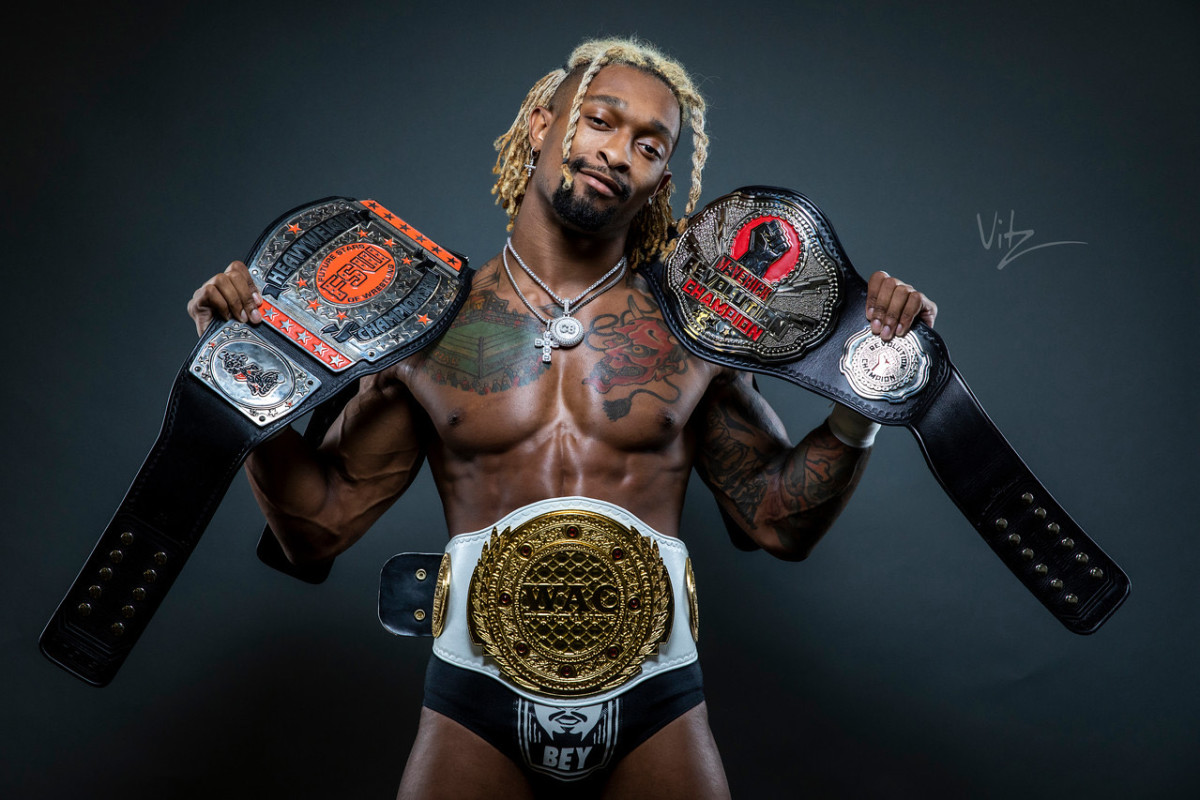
[188,38,935,799]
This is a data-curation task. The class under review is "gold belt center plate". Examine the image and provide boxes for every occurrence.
[467,510,673,698]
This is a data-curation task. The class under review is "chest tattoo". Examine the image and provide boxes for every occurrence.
[416,274,696,418]
[583,295,690,421]
[418,280,547,395]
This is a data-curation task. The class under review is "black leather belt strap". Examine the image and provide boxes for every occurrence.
[645,186,1129,634]
[378,553,444,638]
[41,198,473,685]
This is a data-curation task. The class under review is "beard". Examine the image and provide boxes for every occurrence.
[550,158,631,232]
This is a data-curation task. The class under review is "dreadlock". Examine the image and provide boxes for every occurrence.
[491,37,709,270]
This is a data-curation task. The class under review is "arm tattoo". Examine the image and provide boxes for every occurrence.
[699,378,868,545]
[770,425,865,525]
[696,389,779,527]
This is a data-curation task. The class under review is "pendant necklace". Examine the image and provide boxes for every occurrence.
[503,237,627,364]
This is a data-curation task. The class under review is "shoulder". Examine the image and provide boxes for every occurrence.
[623,269,739,383]
[392,253,541,391]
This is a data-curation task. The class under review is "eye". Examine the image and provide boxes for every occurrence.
[639,142,663,159]
[587,115,611,129]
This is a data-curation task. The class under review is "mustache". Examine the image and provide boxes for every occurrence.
[566,157,631,201]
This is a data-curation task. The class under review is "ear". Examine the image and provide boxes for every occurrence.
[654,169,673,197]
[528,105,554,151]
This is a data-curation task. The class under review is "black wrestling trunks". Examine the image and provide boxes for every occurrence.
[380,498,706,794]
[423,657,705,798]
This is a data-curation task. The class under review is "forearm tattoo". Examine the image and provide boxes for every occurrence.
[766,424,867,529]
[700,386,868,538]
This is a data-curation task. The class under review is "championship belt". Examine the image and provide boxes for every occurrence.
[465,509,674,698]
[645,186,1130,635]
[41,197,473,686]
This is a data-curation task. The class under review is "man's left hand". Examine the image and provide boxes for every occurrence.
[865,270,938,341]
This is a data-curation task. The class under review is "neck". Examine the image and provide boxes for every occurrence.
[508,195,630,294]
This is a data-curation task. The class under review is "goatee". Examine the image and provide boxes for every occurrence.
[550,159,629,232]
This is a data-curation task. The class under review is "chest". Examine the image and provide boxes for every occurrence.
[404,282,717,455]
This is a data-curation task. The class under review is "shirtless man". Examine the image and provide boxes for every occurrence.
[188,38,935,800]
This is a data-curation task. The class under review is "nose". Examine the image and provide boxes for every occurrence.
[597,132,632,173]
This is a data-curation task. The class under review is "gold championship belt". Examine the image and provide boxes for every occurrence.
[467,510,673,698]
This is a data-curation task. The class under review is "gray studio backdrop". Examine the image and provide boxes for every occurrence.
[5,2,1197,798]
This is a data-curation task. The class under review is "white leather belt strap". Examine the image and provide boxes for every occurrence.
[432,497,698,707]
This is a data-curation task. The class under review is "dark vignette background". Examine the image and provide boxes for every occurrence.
[4,1,1197,797]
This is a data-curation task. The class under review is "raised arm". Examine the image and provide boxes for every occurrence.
[243,373,427,566]
[188,261,427,568]
[694,270,936,559]
[693,372,872,560]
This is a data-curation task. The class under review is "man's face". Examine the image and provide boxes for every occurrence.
[533,704,604,739]
[530,64,681,235]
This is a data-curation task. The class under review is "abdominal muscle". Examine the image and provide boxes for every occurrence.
[403,353,710,538]
[427,432,697,539]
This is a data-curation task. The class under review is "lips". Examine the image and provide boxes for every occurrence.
[576,165,629,200]
[579,169,619,196]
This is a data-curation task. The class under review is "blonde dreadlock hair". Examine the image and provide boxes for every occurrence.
[491,37,709,270]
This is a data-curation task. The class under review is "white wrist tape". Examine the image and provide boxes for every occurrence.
[826,404,881,449]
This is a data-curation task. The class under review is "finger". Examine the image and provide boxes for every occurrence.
[186,288,216,337]
[187,281,232,336]
[865,270,890,319]
[189,272,246,325]
[203,280,238,321]
[880,282,914,340]
[211,273,251,323]
[869,275,898,336]
[893,292,924,337]
[920,297,938,329]
[211,264,262,324]
[225,261,264,323]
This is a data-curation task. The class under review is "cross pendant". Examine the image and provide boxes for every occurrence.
[534,331,560,363]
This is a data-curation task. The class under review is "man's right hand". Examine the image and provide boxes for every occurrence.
[186,261,263,337]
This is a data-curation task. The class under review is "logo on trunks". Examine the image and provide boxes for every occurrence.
[666,190,843,363]
[316,242,397,305]
[518,698,618,781]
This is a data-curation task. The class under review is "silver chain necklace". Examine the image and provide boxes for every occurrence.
[503,238,627,363]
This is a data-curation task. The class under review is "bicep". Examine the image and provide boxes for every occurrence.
[695,372,872,559]
[316,371,427,528]
[693,371,791,528]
